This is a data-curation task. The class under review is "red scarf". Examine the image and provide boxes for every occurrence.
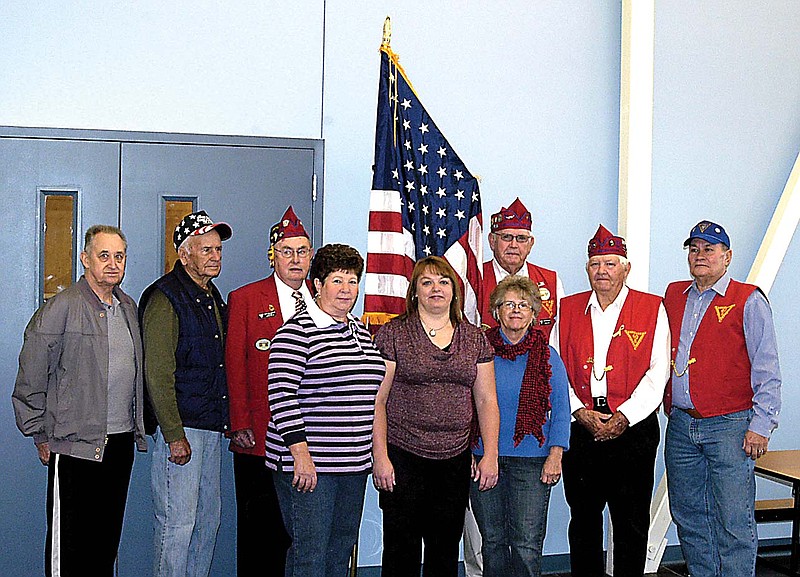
[486,326,552,447]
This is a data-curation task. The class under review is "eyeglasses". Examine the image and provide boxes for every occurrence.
[275,246,311,259]
[500,301,533,311]
[496,233,532,243]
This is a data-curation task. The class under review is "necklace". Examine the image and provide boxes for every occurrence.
[422,318,450,337]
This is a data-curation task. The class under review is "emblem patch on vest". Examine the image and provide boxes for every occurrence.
[258,304,277,319]
[624,330,647,351]
[540,299,554,318]
[538,284,551,302]
[255,338,271,351]
[714,304,735,323]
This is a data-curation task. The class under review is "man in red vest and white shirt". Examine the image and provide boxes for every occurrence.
[552,225,670,577]
[225,206,314,577]
[664,221,781,577]
[480,198,564,340]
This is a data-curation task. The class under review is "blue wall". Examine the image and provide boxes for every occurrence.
[1,2,799,574]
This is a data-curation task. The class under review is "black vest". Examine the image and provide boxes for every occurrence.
[141,261,229,432]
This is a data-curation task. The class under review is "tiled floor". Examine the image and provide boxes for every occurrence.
[543,557,793,576]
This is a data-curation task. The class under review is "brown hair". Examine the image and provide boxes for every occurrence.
[309,243,364,289]
[402,256,463,325]
[84,224,127,252]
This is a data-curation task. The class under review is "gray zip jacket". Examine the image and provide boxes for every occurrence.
[12,276,147,460]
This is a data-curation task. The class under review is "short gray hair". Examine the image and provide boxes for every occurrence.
[84,225,127,252]
[489,275,542,321]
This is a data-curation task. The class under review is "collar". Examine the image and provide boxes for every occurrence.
[585,284,629,314]
[274,272,313,301]
[305,297,357,329]
[492,258,528,281]
[687,272,731,297]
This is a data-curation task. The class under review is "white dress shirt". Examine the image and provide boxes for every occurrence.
[551,285,671,426]
[274,274,314,323]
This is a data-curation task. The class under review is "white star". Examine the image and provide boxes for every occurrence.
[423,245,432,256]
[418,143,428,155]
[411,222,416,231]
[454,170,464,181]
[389,72,395,82]
[392,169,399,180]
[437,228,447,239]
[455,210,466,220]
[418,165,428,175]
[437,146,447,157]
[403,119,411,130]
[436,207,447,219]
[472,191,480,203]
[436,187,446,198]
[421,185,428,195]
[419,123,429,134]
[404,160,414,170]
[455,189,465,201]
[408,202,415,212]
[390,94,398,104]
[422,224,431,235]
[404,140,412,150]
[422,205,430,215]
[184,227,190,234]
[401,98,412,109]
[437,166,447,178]
[405,181,415,191]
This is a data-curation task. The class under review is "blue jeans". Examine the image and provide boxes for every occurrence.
[470,456,551,577]
[152,427,222,577]
[273,471,367,577]
[665,408,757,577]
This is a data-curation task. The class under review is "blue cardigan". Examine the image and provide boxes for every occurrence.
[475,338,571,458]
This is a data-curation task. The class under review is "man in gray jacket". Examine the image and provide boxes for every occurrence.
[12,224,147,577]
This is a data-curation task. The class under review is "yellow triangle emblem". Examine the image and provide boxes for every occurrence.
[624,330,647,351]
[715,304,736,323]
[540,300,554,317]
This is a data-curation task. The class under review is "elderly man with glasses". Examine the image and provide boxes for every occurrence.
[479,198,564,340]
[224,206,314,577]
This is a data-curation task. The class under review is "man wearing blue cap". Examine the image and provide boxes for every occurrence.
[663,220,781,577]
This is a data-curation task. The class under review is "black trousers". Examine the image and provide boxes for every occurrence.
[45,432,134,577]
[379,445,472,577]
[233,451,290,577]
[562,413,660,577]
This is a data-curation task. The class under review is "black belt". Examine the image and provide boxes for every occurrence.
[593,396,613,415]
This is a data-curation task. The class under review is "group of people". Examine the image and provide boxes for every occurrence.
[11,197,781,577]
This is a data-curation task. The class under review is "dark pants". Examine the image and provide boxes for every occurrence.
[379,445,472,577]
[45,432,134,577]
[233,452,290,577]
[562,413,659,577]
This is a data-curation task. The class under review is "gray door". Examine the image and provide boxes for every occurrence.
[0,127,322,577]
[0,135,121,574]
[118,139,319,575]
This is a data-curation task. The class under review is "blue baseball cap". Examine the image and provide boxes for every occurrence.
[683,220,730,248]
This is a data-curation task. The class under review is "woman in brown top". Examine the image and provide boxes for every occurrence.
[373,256,500,577]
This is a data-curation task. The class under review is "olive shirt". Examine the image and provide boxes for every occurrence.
[142,288,224,443]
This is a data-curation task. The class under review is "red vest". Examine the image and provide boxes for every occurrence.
[559,289,661,412]
[663,279,756,417]
[481,261,559,340]
[225,275,312,456]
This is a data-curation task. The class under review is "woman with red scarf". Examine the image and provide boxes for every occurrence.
[472,275,571,577]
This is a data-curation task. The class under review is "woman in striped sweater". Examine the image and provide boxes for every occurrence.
[266,244,386,577]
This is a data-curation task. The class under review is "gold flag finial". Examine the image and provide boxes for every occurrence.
[382,16,392,47]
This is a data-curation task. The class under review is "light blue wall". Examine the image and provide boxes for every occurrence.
[1,1,799,574]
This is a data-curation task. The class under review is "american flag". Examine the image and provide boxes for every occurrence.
[364,44,483,328]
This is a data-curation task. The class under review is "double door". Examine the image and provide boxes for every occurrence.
[0,126,322,576]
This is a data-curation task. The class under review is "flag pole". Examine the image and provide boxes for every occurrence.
[382,16,391,47]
